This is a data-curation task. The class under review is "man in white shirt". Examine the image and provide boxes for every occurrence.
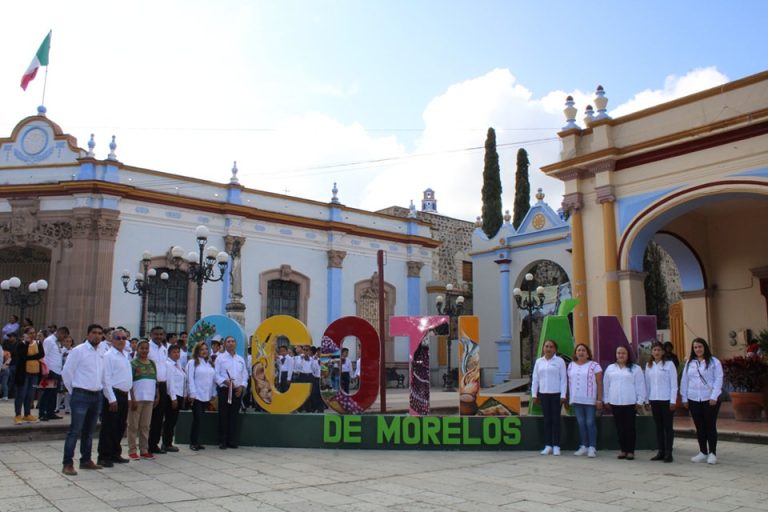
[148,325,169,454]
[214,336,248,449]
[40,326,69,421]
[277,345,293,392]
[61,324,106,476]
[96,329,132,467]
[162,344,185,452]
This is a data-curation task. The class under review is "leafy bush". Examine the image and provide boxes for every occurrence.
[722,356,767,392]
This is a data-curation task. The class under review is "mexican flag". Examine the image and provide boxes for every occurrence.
[20,31,51,91]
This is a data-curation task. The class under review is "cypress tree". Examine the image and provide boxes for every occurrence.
[512,148,530,229]
[481,127,503,238]
[643,241,670,329]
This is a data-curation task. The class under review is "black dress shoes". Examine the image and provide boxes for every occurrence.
[650,452,665,461]
[664,455,674,463]
[162,445,180,453]
[96,458,114,468]
[113,456,130,464]
[190,445,200,451]
[149,446,166,454]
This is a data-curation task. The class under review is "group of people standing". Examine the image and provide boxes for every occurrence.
[531,337,723,464]
[59,324,248,476]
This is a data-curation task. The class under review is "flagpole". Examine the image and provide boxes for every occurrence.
[41,66,49,107]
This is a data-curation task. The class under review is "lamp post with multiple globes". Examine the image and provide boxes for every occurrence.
[513,272,545,371]
[170,225,229,322]
[435,283,465,391]
[0,277,49,327]
[120,251,170,296]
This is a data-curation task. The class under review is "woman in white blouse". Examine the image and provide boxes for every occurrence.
[680,337,723,465]
[531,339,567,456]
[645,342,678,463]
[603,346,646,460]
[186,342,216,451]
[567,343,603,458]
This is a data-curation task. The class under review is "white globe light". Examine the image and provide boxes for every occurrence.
[160,272,169,281]
[446,283,454,291]
[536,286,545,295]
[9,277,21,288]
[121,269,130,278]
[147,268,157,278]
[525,273,534,281]
[36,279,48,291]
[457,296,465,304]
[513,287,522,297]
[142,250,152,261]
[435,295,444,304]
[187,251,198,263]
[216,251,229,263]
[0,280,9,290]
[28,283,38,293]
[206,246,219,259]
[171,246,185,259]
[135,273,144,282]
[195,225,209,240]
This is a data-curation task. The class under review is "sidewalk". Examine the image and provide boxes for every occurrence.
[2,389,767,444]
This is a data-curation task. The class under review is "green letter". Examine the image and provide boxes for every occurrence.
[442,416,461,445]
[402,417,421,444]
[377,416,400,444]
[324,415,342,443]
[422,417,441,445]
[343,415,362,444]
[482,417,501,445]
[461,417,481,445]
[502,417,521,445]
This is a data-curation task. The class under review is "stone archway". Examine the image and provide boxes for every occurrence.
[619,180,768,356]
[513,260,571,373]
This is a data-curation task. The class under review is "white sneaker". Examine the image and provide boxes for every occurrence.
[540,446,553,455]
[587,447,597,458]
[691,452,708,463]
[707,453,717,465]
[552,446,561,456]
[574,446,587,456]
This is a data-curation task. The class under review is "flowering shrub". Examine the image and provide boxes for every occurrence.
[722,356,767,392]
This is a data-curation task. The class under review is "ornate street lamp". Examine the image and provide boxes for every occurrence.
[120,250,169,296]
[1,276,48,325]
[171,225,229,322]
[513,272,545,372]
[435,283,465,391]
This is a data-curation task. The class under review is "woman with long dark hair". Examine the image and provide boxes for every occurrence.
[567,343,603,457]
[645,341,677,462]
[603,346,646,460]
[680,338,723,465]
[531,339,567,456]
[186,342,215,451]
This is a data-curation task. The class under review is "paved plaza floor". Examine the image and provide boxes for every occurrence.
[1,437,767,512]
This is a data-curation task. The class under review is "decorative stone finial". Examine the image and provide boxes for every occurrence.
[87,134,96,158]
[503,210,511,224]
[407,200,417,218]
[230,161,239,184]
[594,85,610,120]
[475,216,482,228]
[331,182,340,204]
[107,135,117,161]
[583,105,595,126]
[536,187,545,202]
[562,96,579,131]
[37,105,47,117]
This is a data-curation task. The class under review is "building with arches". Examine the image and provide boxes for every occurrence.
[542,70,768,358]
[471,190,572,382]
[0,109,437,361]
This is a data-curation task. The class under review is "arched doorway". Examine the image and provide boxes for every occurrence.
[514,260,571,374]
[0,246,51,330]
[620,181,768,357]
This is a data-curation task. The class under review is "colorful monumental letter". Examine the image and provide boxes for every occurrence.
[528,299,578,416]
[389,316,448,416]
[458,316,521,416]
[321,316,381,414]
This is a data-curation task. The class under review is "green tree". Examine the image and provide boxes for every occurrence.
[481,127,503,238]
[643,241,669,329]
[512,148,530,229]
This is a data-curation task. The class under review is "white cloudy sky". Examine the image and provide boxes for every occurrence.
[0,1,764,220]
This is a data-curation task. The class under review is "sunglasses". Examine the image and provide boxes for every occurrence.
[113,336,127,340]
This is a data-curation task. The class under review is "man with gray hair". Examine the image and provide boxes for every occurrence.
[97,328,132,467]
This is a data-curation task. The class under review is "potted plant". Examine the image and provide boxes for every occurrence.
[722,356,767,421]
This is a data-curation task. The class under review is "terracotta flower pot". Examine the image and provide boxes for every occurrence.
[730,391,765,421]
